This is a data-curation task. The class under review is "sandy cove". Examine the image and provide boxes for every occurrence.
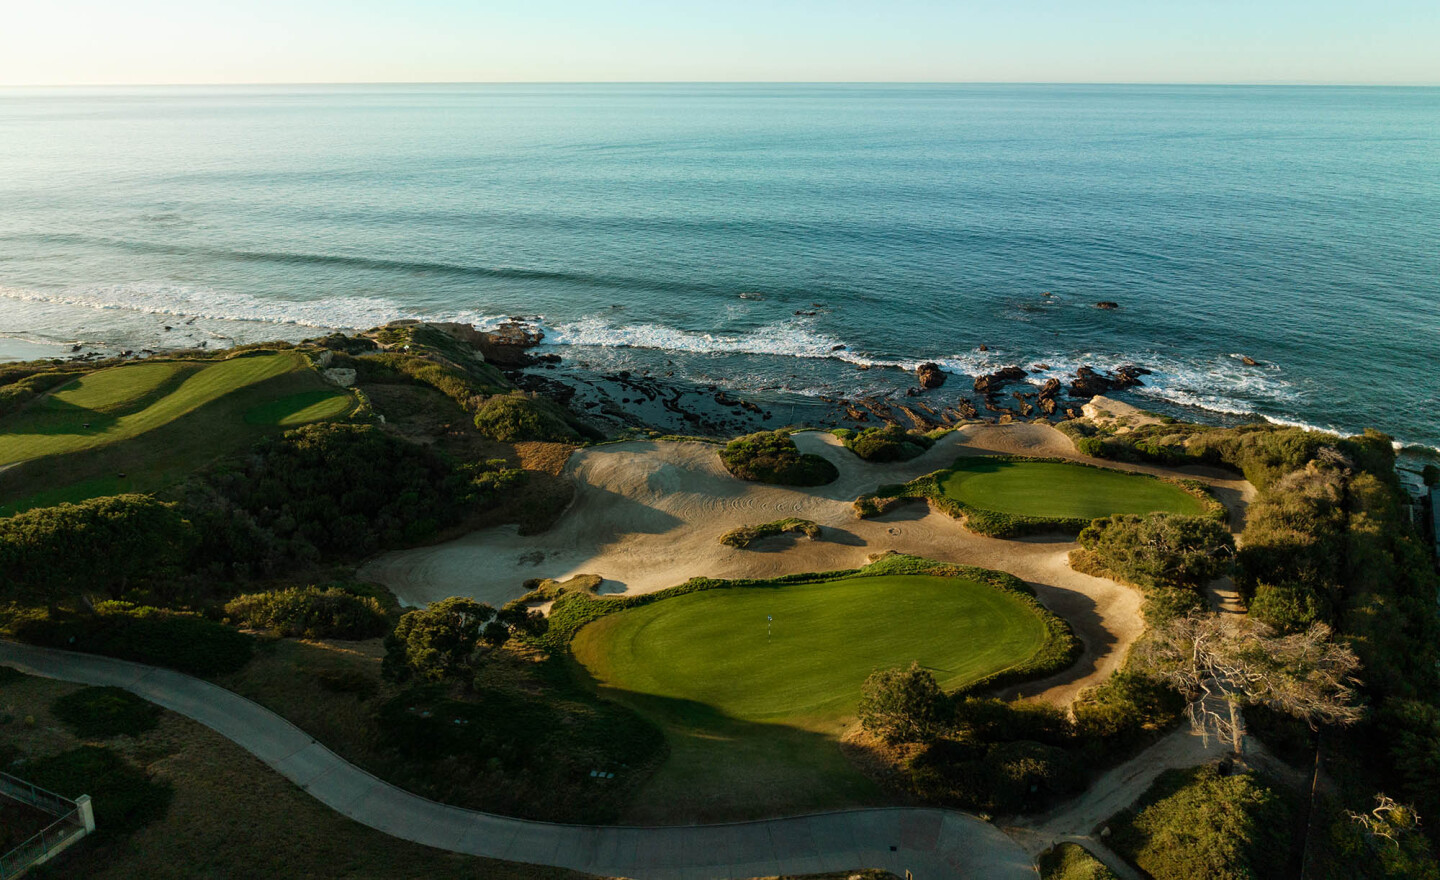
[361,422,1253,705]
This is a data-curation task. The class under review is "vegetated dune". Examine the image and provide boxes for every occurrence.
[363,422,1252,704]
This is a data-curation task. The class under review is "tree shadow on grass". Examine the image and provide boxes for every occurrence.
[3,396,119,436]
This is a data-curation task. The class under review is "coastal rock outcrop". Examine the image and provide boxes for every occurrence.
[973,366,1027,394]
[476,320,545,366]
[916,362,946,390]
[1096,301,1120,310]
[1068,364,1151,398]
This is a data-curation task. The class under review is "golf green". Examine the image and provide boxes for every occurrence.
[940,458,1207,520]
[572,574,1049,725]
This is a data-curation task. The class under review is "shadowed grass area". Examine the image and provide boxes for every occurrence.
[0,352,300,466]
[570,571,1052,820]
[0,358,348,514]
[940,458,1208,521]
[244,388,355,426]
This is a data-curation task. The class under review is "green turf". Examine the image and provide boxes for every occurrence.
[571,573,1049,820]
[244,389,354,426]
[940,458,1208,520]
[0,352,299,466]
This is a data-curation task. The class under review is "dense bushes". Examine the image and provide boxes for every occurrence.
[1079,513,1234,591]
[51,686,161,738]
[834,426,936,463]
[910,736,1082,815]
[224,585,389,640]
[1038,842,1119,880]
[7,602,253,676]
[0,370,76,417]
[0,494,192,606]
[719,430,838,486]
[1108,764,1295,880]
[472,392,582,442]
[857,662,950,743]
[184,423,511,577]
[23,746,173,836]
[718,518,821,548]
[382,597,502,683]
[1236,464,1348,632]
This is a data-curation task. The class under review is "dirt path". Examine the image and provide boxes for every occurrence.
[364,423,1251,706]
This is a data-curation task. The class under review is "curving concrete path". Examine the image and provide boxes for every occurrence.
[0,641,1033,880]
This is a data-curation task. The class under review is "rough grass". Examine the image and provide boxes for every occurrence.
[565,557,1074,821]
[1037,842,1120,880]
[719,517,822,548]
[50,686,162,739]
[0,352,299,466]
[0,670,591,880]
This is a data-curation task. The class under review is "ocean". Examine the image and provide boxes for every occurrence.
[1,84,1437,452]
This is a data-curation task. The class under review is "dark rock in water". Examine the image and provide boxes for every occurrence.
[916,362,946,390]
[1070,366,1113,397]
[973,366,1027,394]
[1039,397,1058,416]
[1012,392,1035,416]
[1241,355,1260,366]
[1041,291,1053,298]
[1037,377,1062,401]
[1096,301,1120,310]
[978,344,988,352]
[1034,363,1051,370]
[830,344,847,352]
[475,320,545,366]
[1065,407,1082,420]
[952,399,979,419]
[1113,364,1149,388]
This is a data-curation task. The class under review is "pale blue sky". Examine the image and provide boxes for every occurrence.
[2,0,1436,85]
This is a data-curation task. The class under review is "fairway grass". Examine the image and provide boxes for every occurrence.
[244,389,355,426]
[940,458,1208,520]
[570,570,1054,820]
[0,352,301,466]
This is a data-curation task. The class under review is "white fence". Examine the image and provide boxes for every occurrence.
[0,772,92,879]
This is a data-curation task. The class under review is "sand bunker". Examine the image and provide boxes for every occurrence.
[362,423,1251,704]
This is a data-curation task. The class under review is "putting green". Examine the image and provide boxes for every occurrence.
[0,352,299,466]
[940,458,1207,520]
[244,389,354,426]
[573,574,1048,725]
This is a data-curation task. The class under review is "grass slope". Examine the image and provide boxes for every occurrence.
[940,459,1208,520]
[569,566,1059,821]
[0,352,299,466]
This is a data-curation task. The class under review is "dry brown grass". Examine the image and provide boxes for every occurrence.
[0,669,589,880]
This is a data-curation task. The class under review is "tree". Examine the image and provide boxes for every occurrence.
[1139,614,1362,753]
[0,494,192,607]
[857,661,950,743]
[383,597,498,682]
[1331,795,1440,880]
[1078,513,1235,591]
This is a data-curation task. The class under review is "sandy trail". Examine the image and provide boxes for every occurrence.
[362,423,1251,704]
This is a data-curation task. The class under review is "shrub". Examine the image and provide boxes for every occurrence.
[839,426,935,463]
[719,518,821,548]
[1072,671,1185,755]
[858,662,951,743]
[472,393,581,442]
[1078,513,1234,591]
[910,737,1081,814]
[383,597,499,683]
[0,370,77,417]
[8,602,253,676]
[1108,764,1293,880]
[224,585,389,640]
[23,746,172,836]
[1038,842,1120,880]
[50,686,160,738]
[0,494,193,606]
[720,430,838,486]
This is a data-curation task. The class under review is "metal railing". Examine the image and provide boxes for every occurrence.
[0,772,88,880]
[0,811,84,880]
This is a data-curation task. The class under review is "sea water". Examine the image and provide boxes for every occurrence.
[0,84,1436,449]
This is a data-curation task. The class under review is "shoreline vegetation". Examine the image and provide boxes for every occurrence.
[2,319,1438,877]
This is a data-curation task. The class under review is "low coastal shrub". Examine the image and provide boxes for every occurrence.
[719,430,838,486]
[23,745,173,836]
[50,686,161,738]
[834,426,935,463]
[0,494,193,606]
[718,517,821,548]
[472,392,582,443]
[0,370,77,417]
[1078,513,1234,591]
[909,736,1083,815]
[224,585,390,640]
[1038,842,1120,880]
[1107,764,1295,880]
[8,602,253,677]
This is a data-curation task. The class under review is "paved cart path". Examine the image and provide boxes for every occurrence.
[0,641,1033,880]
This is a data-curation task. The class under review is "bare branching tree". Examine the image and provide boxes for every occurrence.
[1140,614,1363,752]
